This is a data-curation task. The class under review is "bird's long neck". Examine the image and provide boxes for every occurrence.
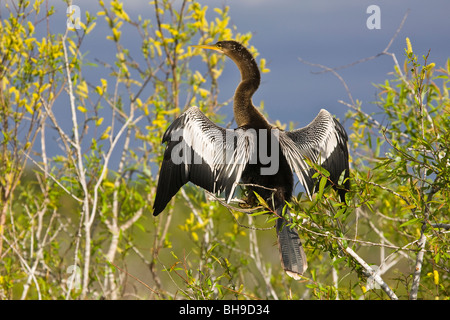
[231,51,269,129]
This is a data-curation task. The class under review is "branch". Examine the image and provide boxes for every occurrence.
[298,9,410,114]
[204,191,275,231]
[409,183,439,300]
[345,247,399,300]
[359,209,410,260]
[2,236,42,299]
[22,151,83,203]
[409,233,426,300]
[61,24,91,299]
[108,260,161,298]
[306,9,410,78]
[381,129,437,173]
[296,223,421,252]
[298,56,356,106]
[247,215,279,299]
[431,223,450,230]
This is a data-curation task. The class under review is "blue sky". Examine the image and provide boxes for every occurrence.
[61,0,449,125]
[6,0,450,163]
[220,0,450,126]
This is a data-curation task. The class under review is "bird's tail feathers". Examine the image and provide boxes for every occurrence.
[276,205,307,279]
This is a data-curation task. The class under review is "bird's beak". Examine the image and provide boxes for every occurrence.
[191,44,221,52]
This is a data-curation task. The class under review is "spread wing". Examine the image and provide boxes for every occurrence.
[278,109,349,200]
[153,106,255,215]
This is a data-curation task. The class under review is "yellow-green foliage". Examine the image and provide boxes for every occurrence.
[0,0,448,300]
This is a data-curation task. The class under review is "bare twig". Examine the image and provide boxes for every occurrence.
[204,191,275,231]
[61,21,92,299]
[345,247,398,300]
[2,236,42,299]
[409,185,439,300]
[22,151,83,203]
[409,233,426,300]
[366,181,413,210]
[296,223,421,252]
[307,9,410,78]
[298,57,356,106]
[431,223,450,230]
[247,215,279,299]
[298,9,411,125]
[108,260,161,298]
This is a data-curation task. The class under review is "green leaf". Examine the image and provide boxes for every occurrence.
[253,191,269,209]
[170,251,179,260]
[207,243,219,255]
[311,172,320,179]
[249,210,270,216]
[317,176,328,200]
[334,207,346,219]
[399,217,422,228]
[332,256,346,266]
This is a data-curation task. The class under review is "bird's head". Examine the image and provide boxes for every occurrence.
[191,40,259,82]
[192,40,250,61]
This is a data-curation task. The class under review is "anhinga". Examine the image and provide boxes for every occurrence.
[152,40,349,279]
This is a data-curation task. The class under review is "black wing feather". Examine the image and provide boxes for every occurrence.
[153,106,253,216]
[279,109,349,200]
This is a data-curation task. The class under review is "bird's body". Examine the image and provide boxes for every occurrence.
[153,41,349,279]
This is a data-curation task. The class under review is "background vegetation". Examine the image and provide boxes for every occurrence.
[0,0,448,300]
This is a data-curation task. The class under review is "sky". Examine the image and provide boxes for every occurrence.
[218,0,450,126]
[4,0,450,164]
[64,0,450,124]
